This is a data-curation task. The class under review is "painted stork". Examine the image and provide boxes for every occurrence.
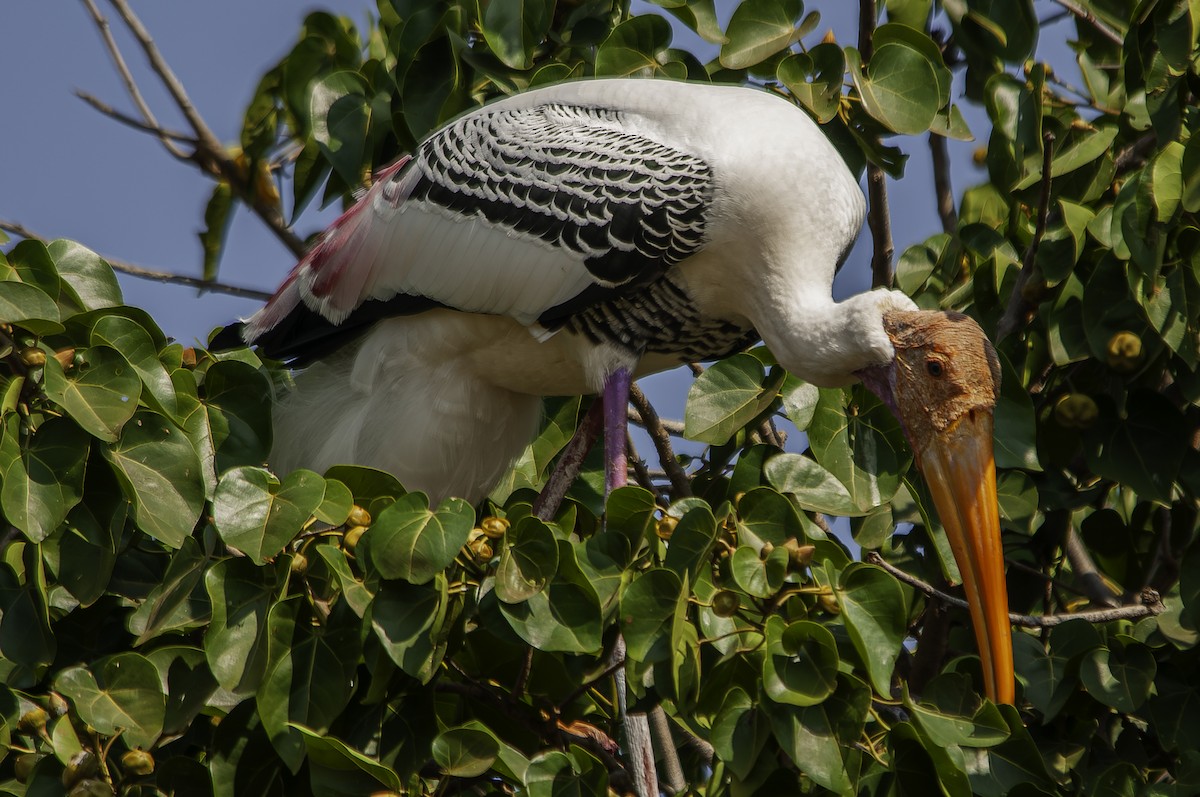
[221,78,1014,704]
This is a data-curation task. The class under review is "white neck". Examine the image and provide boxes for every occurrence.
[755,288,918,387]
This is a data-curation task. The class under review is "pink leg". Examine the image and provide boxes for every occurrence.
[603,367,631,495]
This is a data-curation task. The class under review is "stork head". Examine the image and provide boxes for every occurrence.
[857,310,1014,705]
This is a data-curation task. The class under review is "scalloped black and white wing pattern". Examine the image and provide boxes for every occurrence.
[242,100,719,362]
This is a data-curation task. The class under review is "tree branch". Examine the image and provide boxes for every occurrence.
[0,219,273,301]
[1063,526,1122,608]
[996,131,1055,341]
[865,552,1162,626]
[533,401,603,521]
[74,89,196,146]
[929,133,957,234]
[858,0,894,288]
[627,408,685,438]
[628,383,692,499]
[80,0,306,258]
[78,0,189,159]
[1049,0,1124,46]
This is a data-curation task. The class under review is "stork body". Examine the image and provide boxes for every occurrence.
[234,78,1014,704]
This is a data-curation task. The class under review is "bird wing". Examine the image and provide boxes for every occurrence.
[242,100,716,359]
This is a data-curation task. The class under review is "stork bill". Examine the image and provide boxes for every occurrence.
[221,78,1014,704]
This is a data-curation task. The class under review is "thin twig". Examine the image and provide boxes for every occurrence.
[1063,526,1122,608]
[1050,0,1124,46]
[74,90,196,145]
[1114,133,1156,172]
[858,0,894,287]
[996,131,1055,341]
[78,0,188,158]
[81,0,306,257]
[533,401,603,521]
[627,408,685,438]
[626,432,658,495]
[865,552,1161,626]
[929,133,957,234]
[628,383,692,499]
[0,219,273,301]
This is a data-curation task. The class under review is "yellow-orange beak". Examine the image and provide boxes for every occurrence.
[915,410,1014,704]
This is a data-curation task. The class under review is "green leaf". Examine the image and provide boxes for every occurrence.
[763,617,839,706]
[204,557,276,692]
[720,0,803,70]
[763,674,869,793]
[103,411,204,548]
[200,182,236,282]
[47,239,122,311]
[362,492,475,584]
[259,600,361,772]
[662,503,718,583]
[213,467,324,564]
[595,16,676,77]
[620,568,683,663]
[481,0,553,70]
[495,515,558,603]
[994,352,1041,471]
[847,40,941,135]
[309,71,371,187]
[0,280,63,334]
[292,726,403,792]
[0,416,88,543]
[685,354,782,444]
[1080,642,1156,712]
[371,578,446,682]
[90,315,177,418]
[780,375,819,430]
[777,43,845,123]
[1084,390,1186,504]
[55,653,165,749]
[763,452,863,516]
[964,704,1055,796]
[730,543,788,598]
[0,561,56,670]
[835,563,906,694]
[499,540,603,654]
[807,387,906,512]
[432,726,500,777]
[42,346,140,442]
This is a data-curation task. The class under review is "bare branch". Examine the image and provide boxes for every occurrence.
[1063,526,1122,608]
[0,219,273,301]
[1050,0,1124,46]
[649,706,686,794]
[627,408,685,438]
[625,432,658,495]
[865,552,1162,627]
[533,401,602,521]
[928,133,957,234]
[628,383,692,499]
[78,0,189,159]
[74,89,196,146]
[996,131,1055,341]
[858,0,894,287]
[79,0,307,258]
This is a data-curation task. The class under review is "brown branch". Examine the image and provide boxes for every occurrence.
[1114,133,1156,172]
[1050,0,1124,46]
[996,131,1055,341]
[649,706,685,794]
[0,219,273,301]
[74,90,196,146]
[864,552,1162,626]
[858,0,894,287]
[533,401,603,521]
[625,432,658,495]
[929,133,957,234]
[628,383,692,499]
[78,0,188,159]
[1063,526,1122,608]
[627,408,685,438]
[80,0,306,258]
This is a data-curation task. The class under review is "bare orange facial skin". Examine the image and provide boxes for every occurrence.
[881,311,1014,705]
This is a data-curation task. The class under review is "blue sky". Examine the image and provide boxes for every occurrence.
[2,2,1072,427]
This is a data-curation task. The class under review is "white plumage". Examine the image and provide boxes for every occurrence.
[242,78,916,500]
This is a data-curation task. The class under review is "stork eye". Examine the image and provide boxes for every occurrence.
[926,359,945,378]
